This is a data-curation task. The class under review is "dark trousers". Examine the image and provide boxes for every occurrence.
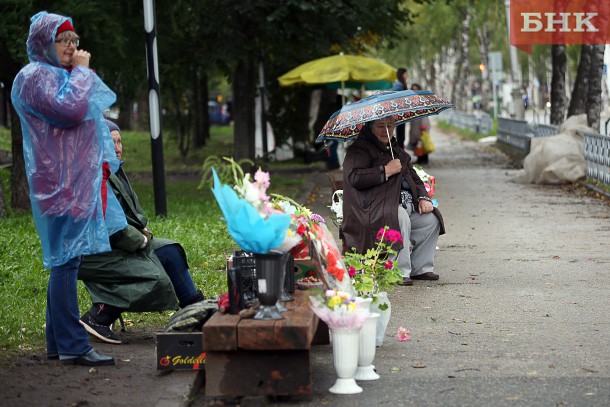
[46,256,92,357]
[154,244,197,303]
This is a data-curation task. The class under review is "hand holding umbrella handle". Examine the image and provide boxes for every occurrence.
[385,159,402,179]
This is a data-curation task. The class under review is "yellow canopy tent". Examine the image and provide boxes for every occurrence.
[278,54,396,104]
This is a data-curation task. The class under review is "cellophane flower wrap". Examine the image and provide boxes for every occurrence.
[211,158,296,253]
[343,226,403,309]
[270,194,354,294]
[413,164,436,199]
[271,198,317,256]
[309,289,369,329]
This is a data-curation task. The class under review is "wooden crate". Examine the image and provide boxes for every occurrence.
[202,290,327,397]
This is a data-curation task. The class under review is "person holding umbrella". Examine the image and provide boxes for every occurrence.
[340,116,445,286]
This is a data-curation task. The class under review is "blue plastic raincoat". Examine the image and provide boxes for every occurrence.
[11,11,121,268]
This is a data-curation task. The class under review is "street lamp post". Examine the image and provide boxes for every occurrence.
[504,0,525,119]
[143,0,167,217]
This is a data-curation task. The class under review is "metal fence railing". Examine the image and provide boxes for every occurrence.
[442,110,493,135]
[533,123,559,138]
[584,132,610,185]
[496,117,534,151]
[497,117,609,187]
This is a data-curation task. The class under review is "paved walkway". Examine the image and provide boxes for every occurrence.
[7,126,605,407]
[225,126,610,406]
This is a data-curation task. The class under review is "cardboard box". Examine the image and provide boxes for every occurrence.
[156,332,206,370]
[294,257,317,281]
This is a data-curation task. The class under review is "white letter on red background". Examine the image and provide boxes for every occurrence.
[544,12,570,32]
[573,13,599,32]
[521,13,543,32]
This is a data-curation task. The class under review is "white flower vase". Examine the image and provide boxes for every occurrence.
[370,291,391,347]
[354,312,380,381]
[328,327,363,394]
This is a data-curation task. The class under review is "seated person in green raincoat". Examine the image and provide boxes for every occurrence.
[78,120,205,344]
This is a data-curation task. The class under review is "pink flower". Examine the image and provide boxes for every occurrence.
[254,169,270,190]
[348,266,356,277]
[376,228,403,244]
[384,260,393,269]
[376,228,386,241]
[397,327,410,342]
[386,229,403,244]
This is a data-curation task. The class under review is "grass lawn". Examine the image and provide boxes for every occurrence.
[0,125,309,359]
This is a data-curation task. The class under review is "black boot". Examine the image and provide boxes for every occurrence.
[79,304,124,344]
[179,289,205,308]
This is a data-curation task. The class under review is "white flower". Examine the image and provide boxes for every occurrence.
[277,200,298,215]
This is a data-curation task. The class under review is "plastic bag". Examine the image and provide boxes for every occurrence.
[421,130,436,154]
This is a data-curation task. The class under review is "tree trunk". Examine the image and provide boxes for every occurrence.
[585,45,605,131]
[476,20,491,111]
[567,45,592,118]
[9,102,30,212]
[232,59,256,160]
[427,59,436,93]
[550,45,567,125]
[191,68,209,149]
[451,6,471,111]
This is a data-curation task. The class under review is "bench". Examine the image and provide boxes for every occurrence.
[202,289,329,398]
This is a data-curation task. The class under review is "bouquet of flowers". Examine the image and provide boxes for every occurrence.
[211,158,297,253]
[413,164,436,198]
[309,289,369,329]
[272,195,350,290]
[342,227,404,310]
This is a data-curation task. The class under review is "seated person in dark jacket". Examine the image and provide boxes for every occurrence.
[341,116,445,286]
[78,120,204,344]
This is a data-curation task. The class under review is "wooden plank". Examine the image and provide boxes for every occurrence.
[204,290,320,351]
[237,291,316,350]
[205,350,312,397]
[202,313,240,351]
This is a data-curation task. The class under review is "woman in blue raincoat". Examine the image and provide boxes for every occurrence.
[11,11,120,366]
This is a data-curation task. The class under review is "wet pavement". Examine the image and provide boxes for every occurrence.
[193,126,610,406]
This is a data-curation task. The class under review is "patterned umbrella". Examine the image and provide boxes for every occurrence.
[316,90,454,143]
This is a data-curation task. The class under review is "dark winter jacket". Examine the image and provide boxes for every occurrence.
[78,167,179,311]
[341,127,445,254]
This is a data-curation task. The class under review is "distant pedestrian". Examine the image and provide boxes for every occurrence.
[409,83,432,164]
[391,67,408,149]
[11,11,117,366]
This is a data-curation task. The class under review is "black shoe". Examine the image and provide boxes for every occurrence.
[80,312,122,344]
[61,349,115,366]
[179,289,205,308]
[47,352,59,360]
[411,272,439,280]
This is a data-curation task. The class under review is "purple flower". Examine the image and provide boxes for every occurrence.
[310,213,325,223]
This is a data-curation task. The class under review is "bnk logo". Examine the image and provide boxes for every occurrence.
[521,12,598,33]
[510,0,610,53]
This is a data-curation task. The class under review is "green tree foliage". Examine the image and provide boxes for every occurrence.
[191,0,412,159]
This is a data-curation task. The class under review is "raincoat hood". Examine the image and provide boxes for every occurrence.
[27,11,72,68]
